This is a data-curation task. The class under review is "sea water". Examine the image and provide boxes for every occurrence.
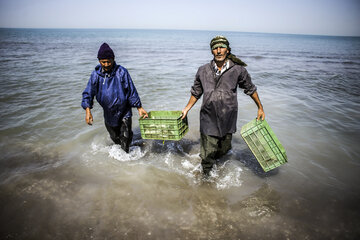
[0,28,359,239]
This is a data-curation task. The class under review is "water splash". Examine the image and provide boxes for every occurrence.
[207,161,243,190]
[90,142,146,162]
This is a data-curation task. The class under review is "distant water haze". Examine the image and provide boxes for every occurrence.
[0,29,359,239]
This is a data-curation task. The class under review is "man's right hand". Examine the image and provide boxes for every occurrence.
[182,95,198,119]
[181,108,189,120]
[85,108,93,125]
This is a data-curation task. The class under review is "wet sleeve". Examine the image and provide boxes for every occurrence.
[125,70,142,108]
[190,69,203,99]
[81,72,97,109]
[238,68,257,96]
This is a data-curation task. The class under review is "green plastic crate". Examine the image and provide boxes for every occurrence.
[240,119,287,172]
[139,111,188,141]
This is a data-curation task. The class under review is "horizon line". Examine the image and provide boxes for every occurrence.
[1,27,359,38]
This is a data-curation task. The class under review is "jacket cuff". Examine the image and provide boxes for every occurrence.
[190,90,202,99]
[244,86,257,96]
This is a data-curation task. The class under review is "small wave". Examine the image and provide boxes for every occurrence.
[0,41,34,45]
[342,61,360,65]
[250,55,265,60]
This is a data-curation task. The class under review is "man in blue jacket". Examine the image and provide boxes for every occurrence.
[82,43,148,153]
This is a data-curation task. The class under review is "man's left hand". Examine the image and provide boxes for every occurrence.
[137,107,148,119]
[257,108,265,121]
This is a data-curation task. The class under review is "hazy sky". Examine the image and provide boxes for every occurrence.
[0,0,359,36]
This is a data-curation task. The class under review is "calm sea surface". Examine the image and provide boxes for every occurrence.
[0,28,359,239]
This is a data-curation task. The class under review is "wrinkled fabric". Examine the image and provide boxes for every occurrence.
[200,133,232,174]
[191,59,257,137]
[105,118,133,153]
[81,62,141,127]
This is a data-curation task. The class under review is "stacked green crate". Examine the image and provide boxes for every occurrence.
[240,119,287,172]
[139,111,188,140]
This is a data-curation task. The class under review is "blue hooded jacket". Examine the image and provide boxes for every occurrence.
[81,62,142,127]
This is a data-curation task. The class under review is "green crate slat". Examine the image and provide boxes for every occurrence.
[139,111,188,141]
[240,119,287,172]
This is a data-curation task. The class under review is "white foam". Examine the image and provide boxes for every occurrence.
[181,160,194,169]
[90,142,145,162]
[108,145,145,162]
[207,162,243,190]
[164,152,173,167]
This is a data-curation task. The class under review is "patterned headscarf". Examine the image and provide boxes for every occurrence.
[210,36,247,66]
[210,35,229,50]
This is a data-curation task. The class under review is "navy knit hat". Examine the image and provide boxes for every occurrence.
[97,43,115,59]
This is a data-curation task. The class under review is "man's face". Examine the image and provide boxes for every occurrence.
[212,47,229,62]
[99,58,114,72]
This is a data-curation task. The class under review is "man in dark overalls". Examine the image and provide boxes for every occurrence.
[82,43,148,153]
[182,36,265,175]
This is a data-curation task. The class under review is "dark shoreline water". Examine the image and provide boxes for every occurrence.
[0,28,359,239]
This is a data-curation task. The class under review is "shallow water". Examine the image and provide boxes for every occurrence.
[0,29,360,239]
